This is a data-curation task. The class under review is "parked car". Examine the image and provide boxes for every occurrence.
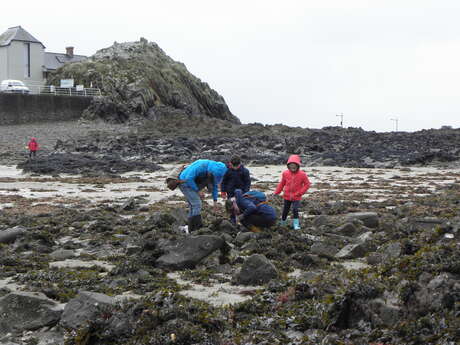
[0,80,30,94]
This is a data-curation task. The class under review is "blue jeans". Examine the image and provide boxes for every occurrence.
[179,184,202,217]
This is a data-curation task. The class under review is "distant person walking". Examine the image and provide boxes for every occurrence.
[177,159,227,232]
[221,156,251,223]
[274,155,311,230]
[27,138,39,159]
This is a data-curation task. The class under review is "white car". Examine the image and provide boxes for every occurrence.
[0,80,30,94]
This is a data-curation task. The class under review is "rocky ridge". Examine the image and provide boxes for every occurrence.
[43,119,460,175]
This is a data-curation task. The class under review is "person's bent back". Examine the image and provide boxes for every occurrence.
[234,189,276,231]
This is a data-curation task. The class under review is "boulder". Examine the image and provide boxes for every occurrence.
[335,243,370,259]
[60,291,116,330]
[310,242,339,258]
[382,242,403,260]
[0,292,63,333]
[334,223,359,237]
[49,249,76,261]
[346,212,379,228]
[313,215,330,227]
[235,231,257,246]
[234,254,279,285]
[156,235,225,270]
[0,226,26,244]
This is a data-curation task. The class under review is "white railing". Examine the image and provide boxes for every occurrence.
[24,81,101,97]
[36,85,102,97]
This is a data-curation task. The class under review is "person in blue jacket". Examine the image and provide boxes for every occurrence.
[178,159,227,232]
[221,156,251,223]
[231,189,276,232]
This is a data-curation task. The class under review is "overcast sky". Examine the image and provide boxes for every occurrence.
[3,0,460,131]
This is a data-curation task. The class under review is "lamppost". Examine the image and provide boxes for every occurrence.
[390,118,399,131]
[336,113,344,127]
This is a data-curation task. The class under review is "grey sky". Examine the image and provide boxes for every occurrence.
[4,0,460,131]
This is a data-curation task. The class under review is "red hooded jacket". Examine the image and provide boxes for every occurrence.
[274,155,311,201]
[28,138,38,151]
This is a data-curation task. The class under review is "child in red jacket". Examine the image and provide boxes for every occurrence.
[28,138,39,159]
[274,155,311,230]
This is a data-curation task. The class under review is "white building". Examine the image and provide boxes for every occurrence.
[0,26,86,91]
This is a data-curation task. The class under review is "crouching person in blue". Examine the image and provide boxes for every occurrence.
[221,156,251,223]
[178,159,227,232]
[230,189,276,232]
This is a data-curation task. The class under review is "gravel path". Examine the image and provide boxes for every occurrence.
[0,120,131,165]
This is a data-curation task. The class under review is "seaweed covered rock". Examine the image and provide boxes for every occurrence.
[0,292,63,333]
[234,254,279,285]
[60,291,116,330]
[48,38,239,124]
[156,235,225,270]
[17,153,162,175]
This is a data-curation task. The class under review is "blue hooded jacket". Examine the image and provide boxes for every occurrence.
[179,160,227,201]
[234,189,276,221]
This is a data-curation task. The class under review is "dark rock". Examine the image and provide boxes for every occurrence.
[346,212,379,228]
[49,249,76,261]
[0,226,26,244]
[313,215,330,227]
[60,291,116,330]
[235,231,257,246]
[0,292,63,333]
[310,242,339,258]
[234,254,279,285]
[335,243,371,259]
[156,235,225,270]
[381,242,403,260]
[334,223,358,237]
[368,296,402,327]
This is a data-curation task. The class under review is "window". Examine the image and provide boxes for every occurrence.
[24,43,30,78]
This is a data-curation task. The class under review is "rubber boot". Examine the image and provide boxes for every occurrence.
[249,225,262,233]
[188,215,203,232]
[292,218,301,230]
[279,219,287,227]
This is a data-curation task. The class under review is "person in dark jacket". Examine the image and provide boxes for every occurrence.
[178,159,227,232]
[221,156,251,223]
[229,189,276,232]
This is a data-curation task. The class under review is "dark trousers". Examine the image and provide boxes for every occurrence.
[241,214,276,228]
[282,200,300,220]
[29,150,37,159]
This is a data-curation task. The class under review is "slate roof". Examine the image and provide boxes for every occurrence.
[0,26,44,47]
[44,52,87,71]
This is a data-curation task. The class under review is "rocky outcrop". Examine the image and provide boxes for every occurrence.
[48,39,239,124]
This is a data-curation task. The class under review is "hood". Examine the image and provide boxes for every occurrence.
[30,138,36,141]
[208,161,227,183]
[287,155,301,167]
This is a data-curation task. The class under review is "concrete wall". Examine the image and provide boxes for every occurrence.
[0,93,91,125]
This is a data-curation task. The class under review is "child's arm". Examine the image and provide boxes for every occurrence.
[274,172,286,195]
[298,173,311,196]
